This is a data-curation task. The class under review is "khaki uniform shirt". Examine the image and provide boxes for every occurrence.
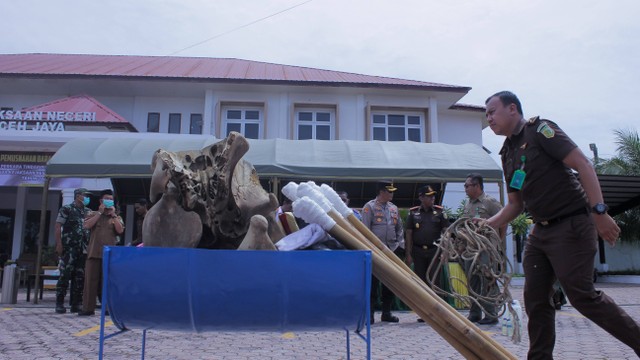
[462,192,502,220]
[86,211,124,259]
[362,199,404,251]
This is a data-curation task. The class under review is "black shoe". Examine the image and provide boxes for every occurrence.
[77,310,95,316]
[381,313,399,323]
[417,318,425,323]
[370,312,375,324]
[55,305,66,314]
[478,317,498,325]
[70,306,81,313]
[467,315,481,323]
[554,302,562,310]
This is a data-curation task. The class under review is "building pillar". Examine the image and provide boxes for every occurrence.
[10,187,28,259]
[204,89,214,135]
[428,97,438,142]
[356,94,366,140]
[61,188,75,207]
[280,92,290,139]
[124,204,135,246]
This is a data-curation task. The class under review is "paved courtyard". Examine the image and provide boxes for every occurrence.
[1,282,639,359]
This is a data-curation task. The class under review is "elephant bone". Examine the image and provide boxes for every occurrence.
[145,132,284,249]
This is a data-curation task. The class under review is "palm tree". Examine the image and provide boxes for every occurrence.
[595,128,640,242]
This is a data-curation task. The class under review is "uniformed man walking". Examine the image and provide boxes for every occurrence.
[461,173,504,325]
[484,90,640,358]
[404,185,448,322]
[54,188,91,314]
[362,181,404,323]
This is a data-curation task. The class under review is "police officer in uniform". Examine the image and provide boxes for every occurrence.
[362,181,404,323]
[54,188,91,314]
[484,91,640,358]
[405,185,448,322]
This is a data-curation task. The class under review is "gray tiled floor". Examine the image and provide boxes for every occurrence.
[1,283,639,359]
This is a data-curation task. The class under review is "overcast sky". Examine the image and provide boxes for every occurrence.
[4,0,639,163]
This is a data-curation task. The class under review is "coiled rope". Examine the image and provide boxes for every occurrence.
[427,217,522,343]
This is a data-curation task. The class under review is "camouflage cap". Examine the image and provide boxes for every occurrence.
[74,188,92,196]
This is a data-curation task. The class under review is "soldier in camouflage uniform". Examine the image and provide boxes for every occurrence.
[54,188,92,314]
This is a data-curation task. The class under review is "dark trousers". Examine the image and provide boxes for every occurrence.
[464,252,498,319]
[524,213,640,359]
[412,246,439,286]
[371,247,403,313]
[82,258,102,313]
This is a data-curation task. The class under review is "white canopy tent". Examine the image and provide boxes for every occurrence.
[45,136,503,182]
[33,135,503,303]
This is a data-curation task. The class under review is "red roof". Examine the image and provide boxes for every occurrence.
[0,53,470,92]
[22,94,129,123]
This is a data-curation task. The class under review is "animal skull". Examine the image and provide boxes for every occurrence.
[144,132,284,248]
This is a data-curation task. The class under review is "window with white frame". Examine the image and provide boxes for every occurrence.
[295,108,335,140]
[370,111,424,142]
[168,113,182,134]
[221,107,263,139]
[147,112,160,133]
[189,113,203,134]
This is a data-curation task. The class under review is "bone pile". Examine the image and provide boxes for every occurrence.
[286,181,517,360]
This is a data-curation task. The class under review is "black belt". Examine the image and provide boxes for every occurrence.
[536,207,589,227]
[414,244,437,250]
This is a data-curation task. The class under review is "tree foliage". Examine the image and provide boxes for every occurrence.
[595,128,640,242]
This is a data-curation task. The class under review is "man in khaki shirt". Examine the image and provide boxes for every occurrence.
[79,190,124,316]
[461,173,504,325]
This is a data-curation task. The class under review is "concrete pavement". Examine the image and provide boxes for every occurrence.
[1,283,639,359]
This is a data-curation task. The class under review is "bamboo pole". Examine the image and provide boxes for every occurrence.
[344,212,515,359]
[326,224,513,360]
[293,188,516,359]
[320,211,507,359]
[322,221,478,359]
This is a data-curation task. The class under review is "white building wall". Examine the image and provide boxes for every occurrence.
[131,97,205,134]
[596,241,640,272]
[438,111,484,145]
[2,83,486,144]
[0,94,63,110]
[364,94,431,108]
[96,96,136,125]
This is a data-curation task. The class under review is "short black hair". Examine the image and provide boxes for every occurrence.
[466,173,484,190]
[281,197,293,205]
[337,191,348,198]
[135,198,149,207]
[100,189,114,198]
[486,90,523,115]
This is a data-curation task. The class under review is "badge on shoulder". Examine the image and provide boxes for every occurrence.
[510,169,526,190]
[537,122,555,138]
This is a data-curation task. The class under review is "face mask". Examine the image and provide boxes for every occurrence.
[82,197,90,206]
[103,199,115,208]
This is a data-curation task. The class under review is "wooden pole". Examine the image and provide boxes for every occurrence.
[325,224,480,360]
[292,193,515,359]
[33,177,51,304]
[326,223,516,360]
[346,212,512,355]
